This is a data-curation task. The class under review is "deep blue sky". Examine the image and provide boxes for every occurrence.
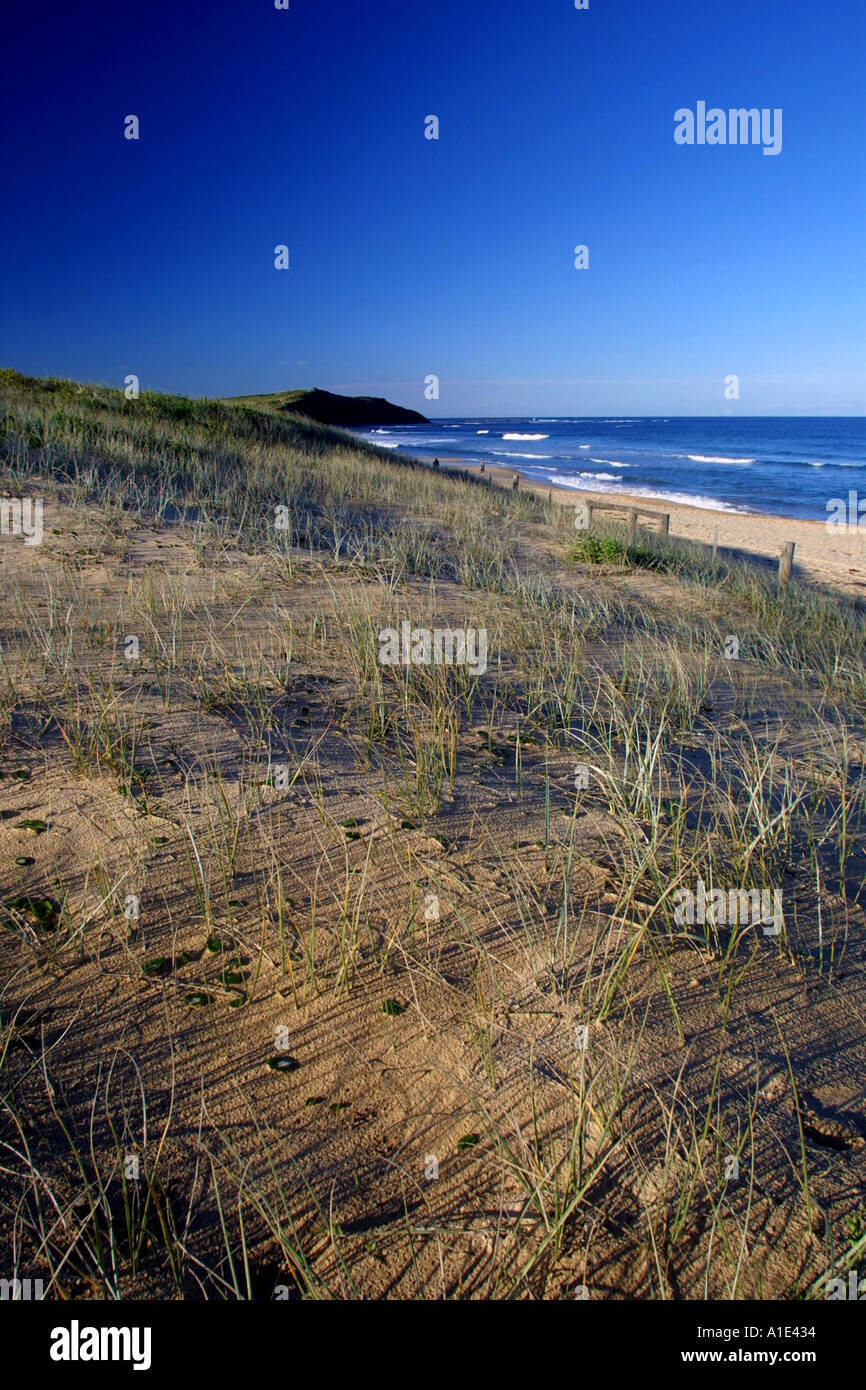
[2,0,864,415]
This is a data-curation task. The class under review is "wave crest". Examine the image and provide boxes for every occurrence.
[687,454,754,464]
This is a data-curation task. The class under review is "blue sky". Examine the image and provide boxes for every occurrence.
[2,0,864,415]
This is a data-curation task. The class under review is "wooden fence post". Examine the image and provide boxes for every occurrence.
[779,541,795,585]
[659,513,670,538]
[626,508,637,543]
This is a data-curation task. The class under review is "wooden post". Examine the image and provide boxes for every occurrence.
[712,525,719,559]
[512,474,519,490]
[626,508,637,543]
[779,541,795,585]
[659,513,670,538]
[586,501,594,530]
[547,490,552,504]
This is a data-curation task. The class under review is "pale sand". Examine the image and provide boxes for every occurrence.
[419,457,866,597]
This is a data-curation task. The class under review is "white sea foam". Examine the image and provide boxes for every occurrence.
[630,488,744,512]
[590,457,633,467]
[502,432,549,440]
[548,476,743,512]
[477,429,489,434]
[550,474,617,491]
[492,450,553,460]
[687,454,754,464]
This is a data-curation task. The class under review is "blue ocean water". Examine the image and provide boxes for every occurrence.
[357,417,866,522]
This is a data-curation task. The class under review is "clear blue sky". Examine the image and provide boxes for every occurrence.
[2,0,864,415]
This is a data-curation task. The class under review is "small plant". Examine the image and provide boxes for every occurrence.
[266,1055,300,1072]
[569,533,625,565]
[846,1206,866,1243]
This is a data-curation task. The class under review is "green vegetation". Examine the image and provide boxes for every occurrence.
[569,532,628,565]
[0,366,540,581]
[1,368,865,1301]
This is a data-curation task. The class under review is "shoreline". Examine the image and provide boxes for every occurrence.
[411,455,866,595]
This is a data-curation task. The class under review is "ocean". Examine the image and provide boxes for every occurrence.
[357,417,866,522]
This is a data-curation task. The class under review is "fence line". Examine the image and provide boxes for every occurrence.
[574,496,795,583]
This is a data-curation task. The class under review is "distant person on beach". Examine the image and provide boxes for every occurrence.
[432,457,439,468]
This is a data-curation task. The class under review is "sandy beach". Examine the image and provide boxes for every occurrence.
[424,458,866,596]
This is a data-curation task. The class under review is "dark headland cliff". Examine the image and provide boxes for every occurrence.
[227,386,428,427]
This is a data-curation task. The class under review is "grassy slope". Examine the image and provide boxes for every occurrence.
[0,367,544,575]
[1,368,866,1300]
[223,388,314,410]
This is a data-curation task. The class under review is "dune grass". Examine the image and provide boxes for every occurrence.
[1,369,865,1299]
